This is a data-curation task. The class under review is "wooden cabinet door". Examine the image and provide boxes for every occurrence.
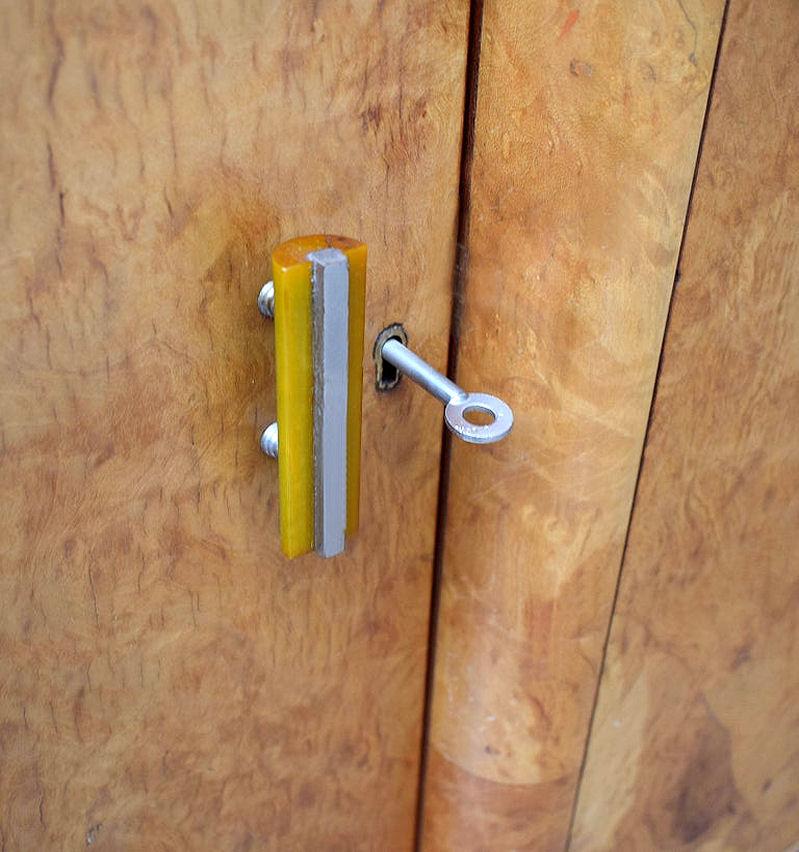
[571,0,799,847]
[419,1,726,848]
[0,3,469,848]
[419,1,798,850]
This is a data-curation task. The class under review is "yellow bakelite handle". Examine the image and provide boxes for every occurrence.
[272,235,367,558]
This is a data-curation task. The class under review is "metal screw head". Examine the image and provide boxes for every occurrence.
[257,280,275,318]
[260,422,278,458]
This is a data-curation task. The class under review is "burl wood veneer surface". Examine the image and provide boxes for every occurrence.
[571,0,799,848]
[421,1,725,848]
[0,2,468,848]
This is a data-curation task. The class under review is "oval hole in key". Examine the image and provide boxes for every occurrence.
[463,406,496,426]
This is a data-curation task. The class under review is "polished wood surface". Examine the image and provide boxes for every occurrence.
[0,2,467,847]
[421,1,725,847]
[571,0,799,847]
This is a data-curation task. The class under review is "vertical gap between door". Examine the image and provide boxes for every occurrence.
[562,2,732,848]
[413,1,485,846]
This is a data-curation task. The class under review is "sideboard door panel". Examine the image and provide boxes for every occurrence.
[572,0,799,847]
[420,1,726,848]
[0,2,468,848]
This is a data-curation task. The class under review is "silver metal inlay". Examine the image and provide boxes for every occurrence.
[309,248,350,557]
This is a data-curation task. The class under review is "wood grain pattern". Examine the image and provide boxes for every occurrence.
[420,1,725,848]
[571,0,799,847]
[0,2,468,848]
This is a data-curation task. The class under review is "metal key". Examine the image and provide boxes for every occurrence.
[379,337,513,445]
